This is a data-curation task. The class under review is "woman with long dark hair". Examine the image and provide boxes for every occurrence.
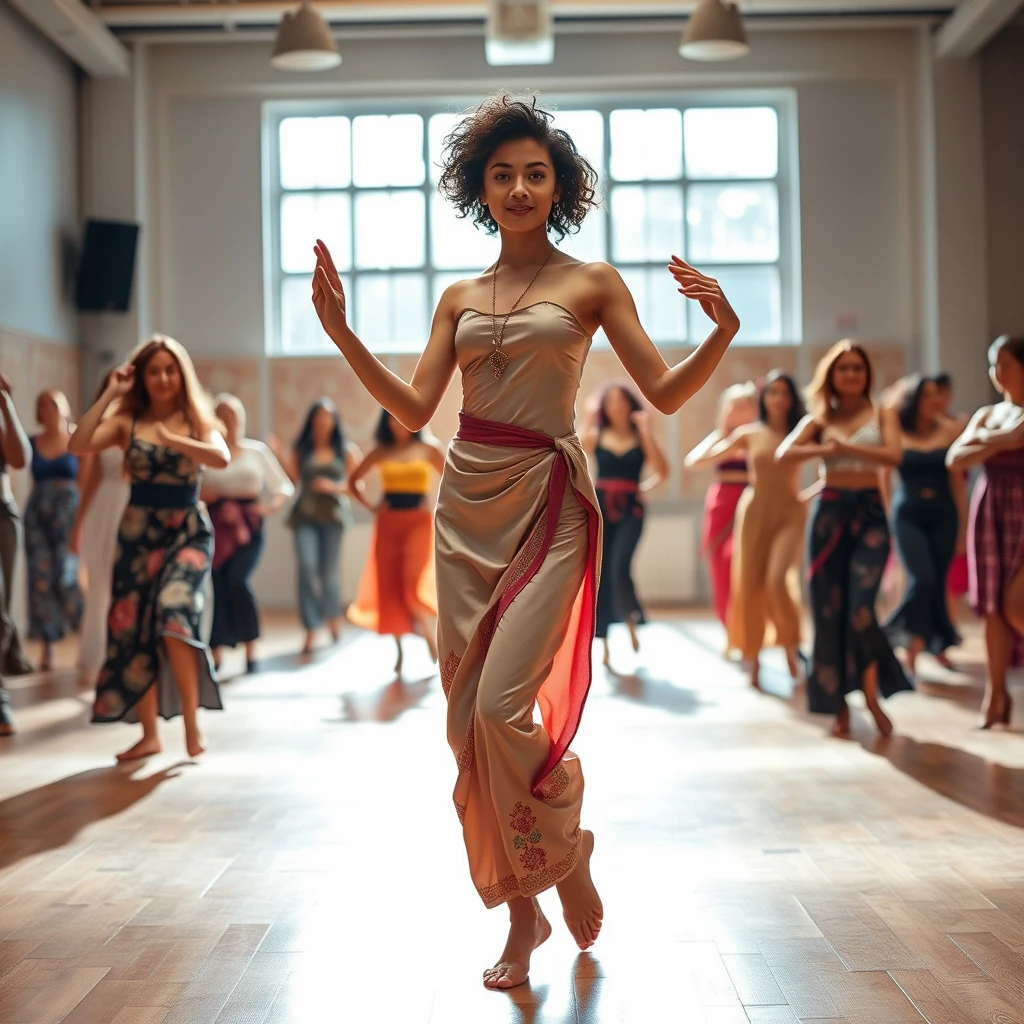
[582,382,667,668]
[777,341,911,737]
[947,335,1024,728]
[69,334,229,762]
[310,92,739,988]
[684,383,758,638]
[71,372,130,686]
[273,399,360,655]
[708,370,806,688]
[202,394,293,674]
[346,408,445,675]
[24,389,83,670]
[0,372,33,735]
[880,375,965,676]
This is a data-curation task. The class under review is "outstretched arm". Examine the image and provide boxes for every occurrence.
[0,375,32,469]
[684,430,725,469]
[633,410,669,491]
[596,259,739,416]
[313,241,458,432]
[776,415,834,464]
[345,445,384,512]
[947,407,996,469]
[69,367,133,455]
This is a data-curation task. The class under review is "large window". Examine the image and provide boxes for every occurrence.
[266,97,797,355]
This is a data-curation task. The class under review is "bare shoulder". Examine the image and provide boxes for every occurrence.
[436,277,482,321]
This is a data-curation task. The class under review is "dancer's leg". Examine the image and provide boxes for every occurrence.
[115,685,161,761]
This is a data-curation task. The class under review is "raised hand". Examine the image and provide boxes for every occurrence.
[0,372,13,396]
[631,409,651,434]
[667,257,740,335]
[312,240,348,341]
[106,364,135,398]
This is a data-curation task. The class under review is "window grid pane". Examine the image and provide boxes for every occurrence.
[273,100,788,354]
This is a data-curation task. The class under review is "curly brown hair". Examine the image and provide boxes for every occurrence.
[437,93,599,242]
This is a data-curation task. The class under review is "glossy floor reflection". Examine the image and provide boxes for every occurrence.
[1,613,1023,1023]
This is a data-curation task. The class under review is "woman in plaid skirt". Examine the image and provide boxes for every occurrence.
[948,335,1024,729]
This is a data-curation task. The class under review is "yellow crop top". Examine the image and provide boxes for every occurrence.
[380,460,431,494]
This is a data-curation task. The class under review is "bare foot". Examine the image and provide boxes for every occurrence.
[785,647,799,680]
[749,660,761,690]
[830,704,851,739]
[601,641,610,669]
[302,631,316,656]
[556,830,603,950]
[394,642,404,678]
[626,615,640,653]
[185,729,206,759]
[935,652,955,671]
[116,737,162,762]
[482,899,551,990]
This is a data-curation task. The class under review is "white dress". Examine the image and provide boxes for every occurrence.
[78,447,130,676]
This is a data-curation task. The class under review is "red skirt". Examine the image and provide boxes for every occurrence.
[702,481,746,627]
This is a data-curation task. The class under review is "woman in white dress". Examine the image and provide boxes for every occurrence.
[71,373,131,686]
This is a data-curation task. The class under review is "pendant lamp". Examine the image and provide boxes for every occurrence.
[485,0,555,66]
[271,2,341,72]
[680,0,750,62]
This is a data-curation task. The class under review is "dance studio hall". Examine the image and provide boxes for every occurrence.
[2,0,1024,1019]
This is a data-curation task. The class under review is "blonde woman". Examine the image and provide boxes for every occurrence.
[70,335,230,762]
[684,382,758,631]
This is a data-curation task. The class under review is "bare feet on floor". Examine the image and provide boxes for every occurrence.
[626,616,640,653]
[831,704,851,739]
[185,728,206,759]
[482,898,552,990]
[116,737,162,762]
[556,829,603,950]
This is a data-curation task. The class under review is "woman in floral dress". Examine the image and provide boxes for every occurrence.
[70,336,230,761]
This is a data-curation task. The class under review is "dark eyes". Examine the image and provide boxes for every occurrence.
[493,172,547,181]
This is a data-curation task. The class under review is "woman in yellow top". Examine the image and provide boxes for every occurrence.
[347,409,446,674]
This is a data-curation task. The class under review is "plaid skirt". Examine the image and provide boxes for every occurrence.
[968,450,1024,664]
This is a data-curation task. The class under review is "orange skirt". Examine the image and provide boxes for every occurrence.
[347,506,437,636]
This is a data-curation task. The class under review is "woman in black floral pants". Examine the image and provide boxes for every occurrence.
[70,336,230,761]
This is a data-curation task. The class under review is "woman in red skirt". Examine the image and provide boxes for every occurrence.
[947,336,1024,728]
[346,409,445,675]
[685,382,758,637]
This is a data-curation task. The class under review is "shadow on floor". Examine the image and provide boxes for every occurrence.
[338,676,434,723]
[604,667,701,717]
[0,764,185,873]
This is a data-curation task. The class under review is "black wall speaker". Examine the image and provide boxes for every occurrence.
[75,219,140,313]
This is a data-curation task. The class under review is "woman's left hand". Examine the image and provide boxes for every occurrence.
[668,257,740,334]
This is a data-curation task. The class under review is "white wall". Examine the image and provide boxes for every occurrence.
[0,0,79,344]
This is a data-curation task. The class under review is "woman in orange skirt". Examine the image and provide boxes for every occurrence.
[347,409,445,674]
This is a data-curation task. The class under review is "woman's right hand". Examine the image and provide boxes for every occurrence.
[312,240,348,340]
[105,364,135,399]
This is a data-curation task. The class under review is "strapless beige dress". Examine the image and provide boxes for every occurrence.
[435,301,602,908]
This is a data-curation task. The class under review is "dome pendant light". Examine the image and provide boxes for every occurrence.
[271,2,342,72]
[680,0,750,62]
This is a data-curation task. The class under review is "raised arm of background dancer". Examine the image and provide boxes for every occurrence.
[634,411,669,491]
[776,415,835,463]
[313,241,458,432]
[831,406,902,467]
[267,435,300,485]
[0,377,31,468]
[344,444,380,510]
[798,477,825,503]
[946,407,996,469]
[426,438,447,476]
[69,376,132,454]
[595,259,739,416]
[684,429,725,469]
[707,422,758,463]
[949,464,969,552]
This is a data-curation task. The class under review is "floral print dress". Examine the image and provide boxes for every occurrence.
[92,432,222,724]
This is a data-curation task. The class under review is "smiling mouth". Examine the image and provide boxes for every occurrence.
[507,206,533,214]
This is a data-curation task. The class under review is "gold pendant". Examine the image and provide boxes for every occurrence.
[489,348,509,380]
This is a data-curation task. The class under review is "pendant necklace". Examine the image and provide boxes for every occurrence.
[489,247,555,381]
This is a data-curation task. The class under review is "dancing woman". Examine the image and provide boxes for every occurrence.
[273,399,359,655]
[310,94,739,989]
[72,372,130,686]
[708,370,806,689]
[582,384,668,667]
[880,375,965,676]
[24,389,83,670]
[0,373,33,735]
[69,335,229,762]
[777,341,911,737]
[684,383,757,633]
[202,394,293,673]
[346,408,445,674]
[947,335,1024,728]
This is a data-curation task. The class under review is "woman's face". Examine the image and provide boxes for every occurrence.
[481,138,558,236]
[388,415,411,445]
[725,397,758,433]
[763,379,793,422]
[37,393,63,429]
[917,381,943,422]
[993,349,1024,397]
[602,388,633,429]
[830,352,869,399]
[311,406,336,444]
[143,350,183,405]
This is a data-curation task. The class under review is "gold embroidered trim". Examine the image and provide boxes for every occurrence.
[478,873,519,907]
[535,763,572,802]
[454,799,466,825]
[477,828,582,908]
[440,650,461,698]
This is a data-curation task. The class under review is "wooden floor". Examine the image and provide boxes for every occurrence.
[2,612,1024,1024]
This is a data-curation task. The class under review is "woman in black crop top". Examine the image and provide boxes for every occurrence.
[583,384,668,668]
[880,376,966,676]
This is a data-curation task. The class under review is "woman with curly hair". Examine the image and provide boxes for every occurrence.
[346,408,445,675]
[311,93,739,988]
[708,370,807,689]
[777,341,911,737]
[582,383,668,667]
[70,335,229,762]
[879,375,965,676]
